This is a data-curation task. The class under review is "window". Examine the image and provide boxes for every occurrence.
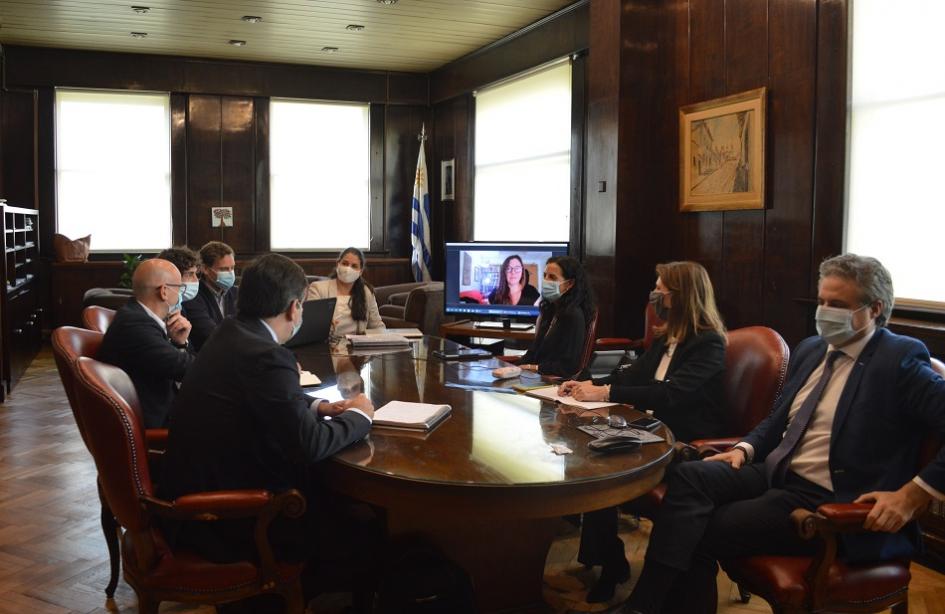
[846,0,945,305]
[55,90,171,251]
[269,99,371,250]
[474,62,572,242]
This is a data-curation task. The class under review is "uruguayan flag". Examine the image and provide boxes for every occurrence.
[411,131,432,282]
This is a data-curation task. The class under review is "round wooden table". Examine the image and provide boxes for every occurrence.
[295,336,675,612]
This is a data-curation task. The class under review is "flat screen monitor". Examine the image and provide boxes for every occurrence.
[444,242,569,318]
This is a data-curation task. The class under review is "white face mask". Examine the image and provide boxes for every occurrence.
[815,304,869,347]
[336,264,361,284]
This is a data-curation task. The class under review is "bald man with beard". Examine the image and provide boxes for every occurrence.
[98,258,196,428]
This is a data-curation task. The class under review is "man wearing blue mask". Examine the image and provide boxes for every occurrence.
[183,240,240,351]
[98,257,195,428]
[158,246,201,303]
[621,253,945,614]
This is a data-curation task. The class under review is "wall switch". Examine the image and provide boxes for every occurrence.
[598,181,607,192]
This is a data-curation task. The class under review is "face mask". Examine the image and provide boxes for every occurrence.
[167,286,183,315]
[649,290,670,321]
[181,281,199,302]
[815,305,868,347]
[215,270,236,291]
[288,301,304,342]
[336,264,361,284]
[541,280,562,302]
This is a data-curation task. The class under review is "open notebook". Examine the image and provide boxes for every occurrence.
[524,385,618,410]
[373,401,452,430]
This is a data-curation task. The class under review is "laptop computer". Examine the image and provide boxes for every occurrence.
[587,349,627,380]
[284,298,336,348]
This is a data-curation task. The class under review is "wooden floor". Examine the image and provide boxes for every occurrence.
[1,348,944,613]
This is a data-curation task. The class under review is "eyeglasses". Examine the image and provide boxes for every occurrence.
[507,267,523,273]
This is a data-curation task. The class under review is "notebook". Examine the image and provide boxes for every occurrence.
[524,385,618,410]
[347,333,411,347]
[299,370,321,387]
[367,327,423,339]
[373,401,452,430]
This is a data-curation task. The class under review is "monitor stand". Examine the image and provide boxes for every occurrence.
[474,318,534,331]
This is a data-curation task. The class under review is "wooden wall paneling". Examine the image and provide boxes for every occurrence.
[583,0,620,337]
[430,101,451,280]
[717,0,768,329]
[430,94,473,280]
[385,105,430,259]
[680,0,726,302]
[370,104,386,253]
[763,0,819,348]
[170,93,188,247]
[569,53,586,261]
[186,95,223,251]
[430,1,589,104]
[253,98,271,253]
[810,0,849,291]
[219,97,256,253]
[0,89,39,211]
[36,89,54,330]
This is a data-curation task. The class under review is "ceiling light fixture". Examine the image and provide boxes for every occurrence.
[321,46,339,53]
[130,31,148,38]
[131,6,150,14]
[346,24,365,31]
[241,15,262,23]
[376,0,399,5]
[229,39,247,46]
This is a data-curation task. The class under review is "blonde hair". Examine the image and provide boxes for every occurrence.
[655,261,726,344]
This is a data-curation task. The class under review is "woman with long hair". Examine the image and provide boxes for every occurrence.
[558,261,727,603]
[486,254,540,306]
[519,255,596,378]
[306,247,385,339]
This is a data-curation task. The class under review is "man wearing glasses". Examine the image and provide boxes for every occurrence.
[99,258,196,428]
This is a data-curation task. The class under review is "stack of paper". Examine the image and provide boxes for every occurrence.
[347,333,410,347]
[373,400,452,430]
[367,327,423,338]
[524,385,618,410]
[299,370,321,387]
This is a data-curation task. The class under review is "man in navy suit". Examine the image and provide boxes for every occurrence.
[182,240,239,351]
[623,254,945,614]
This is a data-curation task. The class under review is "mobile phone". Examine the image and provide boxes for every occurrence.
[629,416,662,432]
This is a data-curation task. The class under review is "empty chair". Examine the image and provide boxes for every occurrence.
[82,305,116,333]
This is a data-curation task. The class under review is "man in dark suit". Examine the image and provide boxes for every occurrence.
[98,258,195,428]
[159,253,374,564]
[182,240,239,351]
[623,254,945,614]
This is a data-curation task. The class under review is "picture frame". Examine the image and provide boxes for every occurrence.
[441,159,455,201]
[679,87,766,212]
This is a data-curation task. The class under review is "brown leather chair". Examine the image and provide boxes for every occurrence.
[595,301,665,354]
[719,357,945,613]
[71,356,307,614]
[377,282,446,334]
[82,305,116,333]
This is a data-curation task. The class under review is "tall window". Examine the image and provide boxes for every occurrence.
[56,90,171,251]
[846,0,945,305]
[269,99,371,250]
[474,62,572,242]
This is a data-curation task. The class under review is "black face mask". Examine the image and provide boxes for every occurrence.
[649,290,670,321]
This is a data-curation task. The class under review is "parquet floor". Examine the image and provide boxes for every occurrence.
[1,348,944,613]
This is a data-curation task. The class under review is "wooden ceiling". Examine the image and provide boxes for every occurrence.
[0,1,576,73]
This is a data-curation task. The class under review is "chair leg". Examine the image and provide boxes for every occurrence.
[98,483,121,600]
[136,594,160,614]
[891,600,909,614]
[281,580,305,614]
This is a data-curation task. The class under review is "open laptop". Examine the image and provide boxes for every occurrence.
[587,349,627,380]
[284,297,336,348]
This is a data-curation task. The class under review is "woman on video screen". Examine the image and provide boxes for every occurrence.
[485,254,540,306]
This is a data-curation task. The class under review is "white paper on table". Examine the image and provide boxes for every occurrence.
[524,385,618,410]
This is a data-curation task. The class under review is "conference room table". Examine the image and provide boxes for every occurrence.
[293,336,675,612]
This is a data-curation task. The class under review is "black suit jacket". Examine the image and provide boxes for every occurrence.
[598,330,726,442]
[521,303,587,378]
[181,279,238,351]
[97,299,195,428]
[159,315,372,561]
[743,328,945,561]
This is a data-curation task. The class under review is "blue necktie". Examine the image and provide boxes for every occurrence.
[764,350,844,486]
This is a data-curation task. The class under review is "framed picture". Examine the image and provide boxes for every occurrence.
[441,159,455,201]
[679,87,766,212]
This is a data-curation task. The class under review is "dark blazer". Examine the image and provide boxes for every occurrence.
[97,299,195,429]
[597,330,726,442]
[522,303,587,378]
[743,327,945,561]
[181,279,238,351]
[159,315,372,561]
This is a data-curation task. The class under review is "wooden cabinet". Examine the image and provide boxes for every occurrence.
[1,204,42,399]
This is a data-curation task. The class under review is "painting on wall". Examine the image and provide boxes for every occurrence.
[679,87,766,211]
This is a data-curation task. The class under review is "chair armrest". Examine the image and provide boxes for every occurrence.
[793,503,875,538]
[145,428,168,451]
[499,355,522,364]
[141,489,306,522]
[691,437,741,457]
[595,337,641,350]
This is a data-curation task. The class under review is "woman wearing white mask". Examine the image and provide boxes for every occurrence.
[518,255,596,377]
[306,247,385,339]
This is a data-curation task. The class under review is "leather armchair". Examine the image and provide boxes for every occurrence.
[595,302,665,354]
[82,305,116,333]
[83,287,134,311]
[377,281,445,334]
[718,357,945,613]
[72,356,307,614]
